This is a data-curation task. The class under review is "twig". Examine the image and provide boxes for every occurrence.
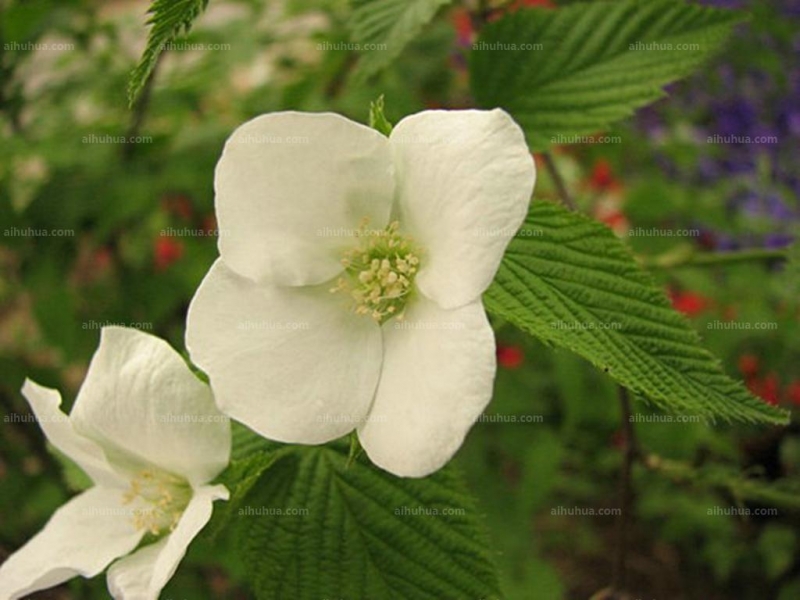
[640,245,787,270]
[122,52,164,160]
[612,386,638,595]
[541,152,577,211]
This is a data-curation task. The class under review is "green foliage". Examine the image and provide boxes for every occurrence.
[484,201,788,425]
[349,0,455,78]
[369,94,394,135]
[237,444,501,600]
[470,0,744,150]
[757,524,796,580]
[128,0,210,106]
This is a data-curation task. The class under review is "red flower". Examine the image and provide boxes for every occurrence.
[599,210,629,232]
[669,289,710,317]
[748,373,780,406]
[497,344,524,369]
[154,236,184,271]
[737,354,760,378]
[589,159,620,192]
[451,8,474,46]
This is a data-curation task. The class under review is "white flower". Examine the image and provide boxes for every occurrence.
[186,110,535,477]
[0,327,230,600]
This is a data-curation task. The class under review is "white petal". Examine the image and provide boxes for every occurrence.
[21,379,123,488]
[0,486,144,600]
[358,297,496,477]
[186,260,382,444]
[107,485,228,600]
[216,111,395,286]
[70,327,231,487]
[389,109,535,309]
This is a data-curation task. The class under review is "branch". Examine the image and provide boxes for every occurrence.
[611,386,638,595]
[541,152,577,211]
[640,245,787,270]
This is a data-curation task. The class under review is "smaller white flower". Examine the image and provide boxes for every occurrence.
[0,327,230,600]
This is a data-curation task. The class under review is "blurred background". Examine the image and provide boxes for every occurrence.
[0,0,798,598]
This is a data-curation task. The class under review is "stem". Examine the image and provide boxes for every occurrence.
[643,455,800,512]
[612,386,637,595]
[641,246,787,270]
[324,52,358,99]
[541,152,577,211]
[122,52,164,160]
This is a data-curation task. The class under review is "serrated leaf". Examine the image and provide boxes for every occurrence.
[237,444,501,600]
[470,0,744,150]
[484,201,788,425]
[349,0,455,78]
[127,0,209,106]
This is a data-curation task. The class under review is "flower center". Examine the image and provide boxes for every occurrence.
[123,468,192,536]
[331,220,421,324]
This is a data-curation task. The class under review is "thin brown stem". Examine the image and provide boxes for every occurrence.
[542,151,577,211]
[612,386,638,595]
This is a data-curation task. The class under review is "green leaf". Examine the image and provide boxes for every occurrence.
[369,94,394,135]
[238,444,501,600]
[209,423,288,537]
[127,0,210,106]
[484,201,788,425]
[758,524,796,580]
[470,0,744,150]
[349,0,455,78]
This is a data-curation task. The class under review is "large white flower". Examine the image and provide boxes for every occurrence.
[0,327,230,600]
[186,109,535,477]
